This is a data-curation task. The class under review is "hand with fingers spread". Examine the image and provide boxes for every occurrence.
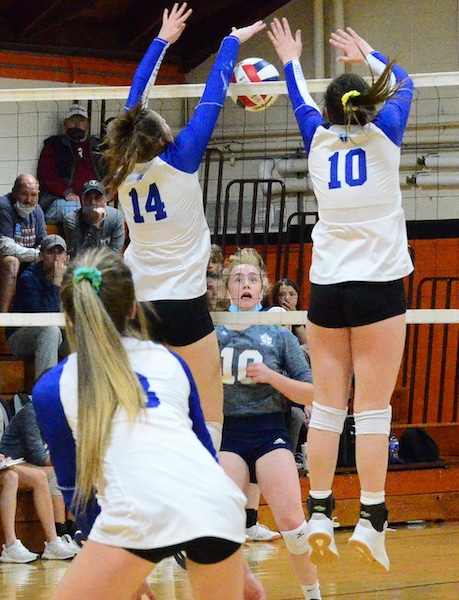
[329,27,374,65]
[230,20,266,44]
[158,2,192,44]
[267,17,302,64]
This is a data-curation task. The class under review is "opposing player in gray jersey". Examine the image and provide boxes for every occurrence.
[216,248,321,600]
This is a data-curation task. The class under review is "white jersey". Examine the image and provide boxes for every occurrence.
[120,35,241,301]
[284,52,414,284]
[33,337,246,550]
[120,159,210,301]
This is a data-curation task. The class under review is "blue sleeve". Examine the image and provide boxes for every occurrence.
[125,37,169,110]
[32,362,100,536]
[371,51,414,147]
[18,404,49,466]
[162,35,240,174]
[283,60,325,155]
[281,329,313,383]
[171,352,218,460]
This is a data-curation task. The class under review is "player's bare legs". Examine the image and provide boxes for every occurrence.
[50,540,154,600]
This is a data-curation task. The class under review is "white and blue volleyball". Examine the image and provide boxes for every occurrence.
[231,57,280,112]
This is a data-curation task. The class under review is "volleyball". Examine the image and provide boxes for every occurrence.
[231,57,280,112]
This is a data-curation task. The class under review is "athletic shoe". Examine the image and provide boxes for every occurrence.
[307,513,339,564]
[42,536,77,560]
[0,540,38,563]
[295,452,305,470]
[61,533,81,554]
[348,518,391,571]
[73,530,86,548]
[246,523,281,542]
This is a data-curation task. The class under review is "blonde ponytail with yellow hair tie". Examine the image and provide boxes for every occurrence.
[341,89,361,110]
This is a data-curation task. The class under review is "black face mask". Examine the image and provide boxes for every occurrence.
[67,128,85,142]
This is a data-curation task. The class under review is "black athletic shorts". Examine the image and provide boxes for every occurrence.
[141,293,214,346]
[308,279,406,328]
[126,536,240,565]
[221,412,293,483]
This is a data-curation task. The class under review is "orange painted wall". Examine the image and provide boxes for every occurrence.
[227,238,459,426]
[0,50,186,85]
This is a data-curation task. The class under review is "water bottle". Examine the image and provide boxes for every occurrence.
[388,433,400,464]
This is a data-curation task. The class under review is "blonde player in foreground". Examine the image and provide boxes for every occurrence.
[33,248,264,600]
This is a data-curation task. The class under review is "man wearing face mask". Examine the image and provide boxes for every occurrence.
[0,174,46,312]
[63,180,125,259]
[37,104,103,224]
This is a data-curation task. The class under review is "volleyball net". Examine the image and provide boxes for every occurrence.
[0,70,459,424]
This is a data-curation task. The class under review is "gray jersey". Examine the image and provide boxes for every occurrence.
[216,325,312,417]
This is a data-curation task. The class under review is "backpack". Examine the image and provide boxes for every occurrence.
[399,427,440,463]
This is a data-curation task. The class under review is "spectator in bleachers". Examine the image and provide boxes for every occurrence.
[37,104,103,224]
[208,244,224,274]
[0,174,46,312]
[63,180,125,258]
[0,453,77,562]
[5,234,69,383]
[0,395,79,550]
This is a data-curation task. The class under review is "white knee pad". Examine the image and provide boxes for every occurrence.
[280,521,310,555]
[354,406,392,436]
[309,401,348,434]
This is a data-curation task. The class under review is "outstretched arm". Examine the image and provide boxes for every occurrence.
[125,2,192,110]
[157,2,192,44]
[169,19,266,172]
[329,27,374,64]
[267,17,302,65]
[230,20,266,43]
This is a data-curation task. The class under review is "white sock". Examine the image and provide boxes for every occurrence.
[301,581,321,600]
[310,490,332,500]
[360,490,385,506]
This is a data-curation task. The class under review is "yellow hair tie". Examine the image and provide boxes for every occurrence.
[341,89,361,110]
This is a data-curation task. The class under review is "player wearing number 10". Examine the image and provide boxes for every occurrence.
[268,20,413,570]
[101,4,266,446]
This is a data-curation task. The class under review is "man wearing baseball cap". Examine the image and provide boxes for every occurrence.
[37,103,103,224]
[6,234,69,384]
[63,180,125,258]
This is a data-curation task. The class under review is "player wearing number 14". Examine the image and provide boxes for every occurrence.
[101,4,266,444]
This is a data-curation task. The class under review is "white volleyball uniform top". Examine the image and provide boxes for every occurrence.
[119,35,241,301]
[33,337,246,549]
[284,52,415,284]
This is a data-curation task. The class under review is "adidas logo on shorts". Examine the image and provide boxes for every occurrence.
[273,438,286,445]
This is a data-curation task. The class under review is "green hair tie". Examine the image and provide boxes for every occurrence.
[73,267,102,293]
[341,89,361,110]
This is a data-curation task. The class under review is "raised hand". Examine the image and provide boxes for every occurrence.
[158,2,193,44]
[230,20,266,44]
[329,27,374,65]
[267,17,302,64]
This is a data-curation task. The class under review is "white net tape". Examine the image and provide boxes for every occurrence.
[0,70,457,103]
[1,309,459,328]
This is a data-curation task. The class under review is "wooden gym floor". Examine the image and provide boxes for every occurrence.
[0,520,458,599]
